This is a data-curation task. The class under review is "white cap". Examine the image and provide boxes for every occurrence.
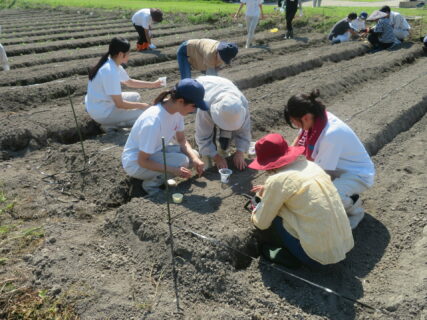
[367,10,387,21]
[210,93,246,131]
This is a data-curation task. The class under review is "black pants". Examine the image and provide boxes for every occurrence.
[286,0,298,32]
[133,24,148,45]
[368,33,393,50]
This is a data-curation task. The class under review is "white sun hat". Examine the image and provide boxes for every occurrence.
[367,10,387,21]
[210,93,246,131]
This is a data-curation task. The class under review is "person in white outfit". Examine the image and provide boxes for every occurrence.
[284,90,375,229]
[195,76,251,171]
[0,43,9,71]
[380,6,411,41]
[122,79,207,195]
[234,0,264,48]
[131,8,163,51]
[85,37,162,131]
[312,0,321,7]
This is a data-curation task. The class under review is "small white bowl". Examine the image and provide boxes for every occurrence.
[172,193,183,204]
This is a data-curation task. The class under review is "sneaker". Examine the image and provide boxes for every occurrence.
[332,39,341,44]
[142,175,165,196]
[261,244,301,269]
[100,124,119,133]
[347,197,365,229]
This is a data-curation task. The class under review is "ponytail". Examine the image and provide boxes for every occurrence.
[284,89,326,128]
[88,37,131,81]
[153,87,195,105]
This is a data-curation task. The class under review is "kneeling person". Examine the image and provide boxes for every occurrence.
[249,134,354,267]
[122,79,206,195]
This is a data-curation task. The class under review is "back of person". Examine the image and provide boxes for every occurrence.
[132,8,151,28]
[264,159,354,264]
[375,17,397,44]
[242,0,262,17]
[186,39,220,71]
[329,18,349,39]
[313,112,375,186]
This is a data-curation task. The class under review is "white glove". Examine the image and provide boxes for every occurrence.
[149,43,157,49]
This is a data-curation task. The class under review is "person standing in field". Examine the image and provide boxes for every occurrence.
[234,0,264,48]
[195,76,251,171]
[0,43,9,71]
[122,79,207,195]
[131,8,163,51]
[283,89,375,229]
[176,39,238,79]
[278,0,299,39]
[85,37,162,131]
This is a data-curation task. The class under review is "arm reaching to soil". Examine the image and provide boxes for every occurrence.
[137,150,192,178]
[123,79,162,89]
[176,131,205,177]
[111,95,150,110]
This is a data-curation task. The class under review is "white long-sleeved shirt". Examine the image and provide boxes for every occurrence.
[195,76,251,157]
[390,11,411,31]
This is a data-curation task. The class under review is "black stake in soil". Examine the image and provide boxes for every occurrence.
[161,137,181,312]
[67,86,88,168]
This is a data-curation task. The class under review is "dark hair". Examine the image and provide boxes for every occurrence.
[284,89,326,129]
[150,8,163,23]
[380,5,391,13]
[88,37,130,81]
[153,88,194,105]
[348,12,357,20]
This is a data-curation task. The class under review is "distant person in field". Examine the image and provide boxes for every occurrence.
[0,43,9,71]
[278,0,300,39]
[195,76,251,171]
[122,79,207,195]
[284,90,375,229]
[85,37,162,131]
[131,8,163,51]
[380,6,411,41]
[328,12,358,44]
[366,10,399,51]
[350,11,368,32]
[176,39,238,79]
[312,0,321,7]
[234,0,264,48]
[423,35,427,54]
[248,133,354,268]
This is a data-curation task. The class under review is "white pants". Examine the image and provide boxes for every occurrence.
[0,43,9,71]
[313,0,321,7]
[97,92,143,128]
[332,32,351,43]
[245,15,260,47]
[333,173,370,229]
[394,29,410,40]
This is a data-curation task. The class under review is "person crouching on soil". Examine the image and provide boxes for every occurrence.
[131,8,163,51]
[85,37,162,131]
[328,12,358,44]
[195,76,251,171]
[177,39,238,79]
[366,10,399,52]
[249,133,354,268]
[121,79,207,195]
[284,89,375,229]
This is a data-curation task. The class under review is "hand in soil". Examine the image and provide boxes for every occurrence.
[251,185,265,197]
[193,158,205,177]
[233,151,247,171]
[213,154,228,169]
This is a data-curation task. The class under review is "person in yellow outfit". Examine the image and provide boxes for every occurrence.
[249,133,354,268]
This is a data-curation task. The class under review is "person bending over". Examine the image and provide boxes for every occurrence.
[85,37,162,131]
[195,76,251,171]
[284,89,375,229]
[132,8,163,51]
[366,10,399,52]
[122,79,206,195]
[328,12,358,44]
[380,6,411,41]
[176,39,238,79]
[249,133,354,268]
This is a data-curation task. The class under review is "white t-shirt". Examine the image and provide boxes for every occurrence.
[132,8,152,29]
[350,18,366,32]
[85,57,130,121]
[312,112,375,186]
[241,0,263,17]
[122,103,185,175]
[390,11,411,31]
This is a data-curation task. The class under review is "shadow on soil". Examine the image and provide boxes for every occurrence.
[259,213,390,320]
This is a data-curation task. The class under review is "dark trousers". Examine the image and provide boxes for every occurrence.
[133,24,148,45]
[367,33,393,50]
[285,0,298,32]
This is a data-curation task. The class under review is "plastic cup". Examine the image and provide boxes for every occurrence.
[172,193,183,204]
[158,76,167,87]
[219,168,232,184]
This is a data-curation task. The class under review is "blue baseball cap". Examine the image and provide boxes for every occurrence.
[360,11,368,19]
[217,42,238,65]
[175,79,208,110]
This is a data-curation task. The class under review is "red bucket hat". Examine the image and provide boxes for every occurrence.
[248,133,305,171]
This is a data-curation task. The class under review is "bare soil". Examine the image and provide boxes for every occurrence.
[0,8,426,320]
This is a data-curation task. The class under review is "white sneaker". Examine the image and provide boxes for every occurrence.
[347,198,365,229]
[142,175,165,196]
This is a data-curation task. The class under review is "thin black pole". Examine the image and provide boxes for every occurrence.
[67,86,87,168]
[161,137,180,312]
